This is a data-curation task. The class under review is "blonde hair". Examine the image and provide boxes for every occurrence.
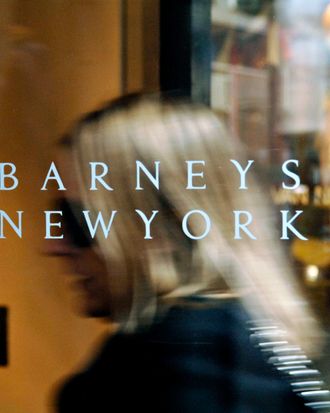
[69,94,321,353]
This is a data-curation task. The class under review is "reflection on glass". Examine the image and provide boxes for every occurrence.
[211,0,330,321]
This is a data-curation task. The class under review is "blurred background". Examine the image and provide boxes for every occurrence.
[0,1,329,412]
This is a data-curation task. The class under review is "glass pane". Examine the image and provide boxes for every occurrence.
[211,0,330,322]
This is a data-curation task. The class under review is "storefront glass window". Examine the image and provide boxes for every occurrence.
[211,0,330,320]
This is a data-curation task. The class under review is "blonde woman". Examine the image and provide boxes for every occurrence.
[50,94,325,413]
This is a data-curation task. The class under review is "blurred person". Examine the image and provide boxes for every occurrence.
[49,94,326,413]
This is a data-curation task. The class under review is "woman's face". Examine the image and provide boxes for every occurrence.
[56,235,113,318]
[45,149,130,319]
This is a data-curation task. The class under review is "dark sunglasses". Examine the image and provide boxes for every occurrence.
[55,198,94,248]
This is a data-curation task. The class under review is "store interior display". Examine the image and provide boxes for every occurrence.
[211,0,330,322]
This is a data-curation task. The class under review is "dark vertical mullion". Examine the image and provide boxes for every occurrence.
[0,307,8,366]
[160,0,192,95]
[160,0,211,104]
